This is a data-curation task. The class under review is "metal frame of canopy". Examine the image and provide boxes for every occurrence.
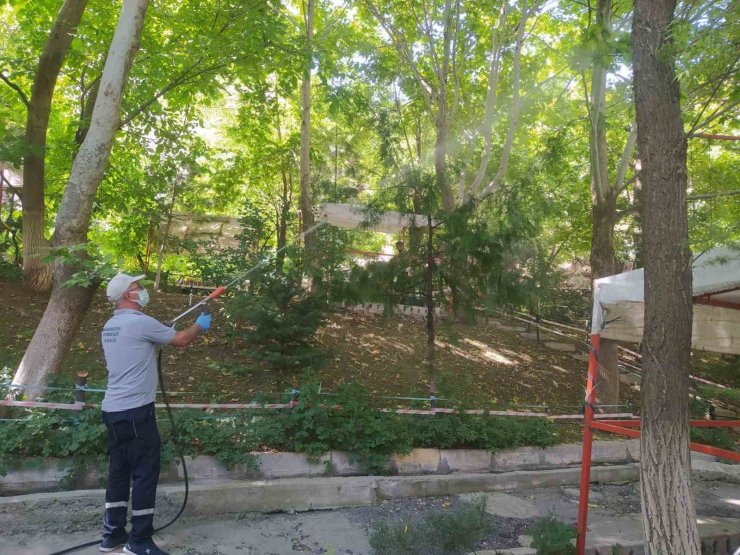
[576,248,740,554]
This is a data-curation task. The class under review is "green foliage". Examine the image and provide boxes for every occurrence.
[163,410,260,470]
[527,516,577,555]
[253,375,412,473]
[0,372,558,478]
[690,427,737,453]
[188,198,276,285]
[43,244,117,289]
[228,274,327,372]
[410,413,557,452]
[697,385,740,409]
[0,254,22,281]
[369,496,491,555]
[0,407,107,484]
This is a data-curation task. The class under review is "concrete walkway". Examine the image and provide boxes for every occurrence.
[2,475,739,555]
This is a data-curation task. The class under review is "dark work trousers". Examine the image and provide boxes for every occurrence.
[102,402,161,542]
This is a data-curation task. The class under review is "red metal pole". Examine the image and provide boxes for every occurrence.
[576,333,600,555]
[591,420,740,462]
[599,419,740,429]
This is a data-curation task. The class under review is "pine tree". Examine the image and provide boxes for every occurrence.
[231,274,326,372]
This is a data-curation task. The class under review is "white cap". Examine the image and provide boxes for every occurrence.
[106,273,145,302]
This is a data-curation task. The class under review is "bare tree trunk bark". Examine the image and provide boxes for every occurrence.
[300,0,316,290]
[13,0,150,391]
[633,0,700,552]
[22,0,89,292]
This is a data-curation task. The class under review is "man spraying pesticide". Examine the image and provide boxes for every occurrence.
[99,273,212,555]
[49,222,327,555]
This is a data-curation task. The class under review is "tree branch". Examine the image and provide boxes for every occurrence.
[689,132,740,141]
[0,71,30,108]
[615,123,637,195]
[117,56,235,129]
[686,53,739,136]
[688,99,740,136]
[362,0,436,108]
[468,2,507,194]
[687,189,740,201]
[478,0,534,199]
[419,0,443,81]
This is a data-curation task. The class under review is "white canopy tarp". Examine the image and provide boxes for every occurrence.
[315,203,435,234]
[591,247,740,354]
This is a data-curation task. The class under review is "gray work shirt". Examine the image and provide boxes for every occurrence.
[101,309,176,412]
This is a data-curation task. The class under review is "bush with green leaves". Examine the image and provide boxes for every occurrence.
[0,254,21,281]
[527,515,577,555]
[0,407,108,484]
[228,273,327,371]
[252,377,413,473]
[0,375,558,478]
[410,413,557,451]
[369,496,491,555]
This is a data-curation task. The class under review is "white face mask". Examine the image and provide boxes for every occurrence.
[130,288,149,308]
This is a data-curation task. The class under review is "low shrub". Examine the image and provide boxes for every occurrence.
[527,515,577,555]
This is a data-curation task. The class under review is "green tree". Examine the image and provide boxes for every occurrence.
[13,0,150,390]
[230,273,326,372]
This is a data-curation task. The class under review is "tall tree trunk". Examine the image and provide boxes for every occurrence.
[274,85,290,275]
[276,170,291,273]
[588,0,620,407]
[425,215,436,406]
[75,75,100,147]
[300,0,316,289]
[476,0,529,200]
[154,180,178,291]
[435,107,454,212]
[590,194,620,406]
[633,0,700,553]
[22,0,89,292]
[13,0,150,391]
[632,157,645,267]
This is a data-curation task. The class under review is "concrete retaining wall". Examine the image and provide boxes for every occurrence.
[1,439,729,497]
[0,466,642,518]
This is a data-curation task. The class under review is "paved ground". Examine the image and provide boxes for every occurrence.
[2,479,739,555]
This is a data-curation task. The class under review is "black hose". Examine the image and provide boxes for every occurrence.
[152,347,189,532]
[48,349,189,555]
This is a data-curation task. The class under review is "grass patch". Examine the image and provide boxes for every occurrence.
[369,496,491,555]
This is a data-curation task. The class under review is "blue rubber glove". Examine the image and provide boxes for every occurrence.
[195,312,212,331]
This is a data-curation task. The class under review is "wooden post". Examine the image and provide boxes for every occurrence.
[75,371,88,404]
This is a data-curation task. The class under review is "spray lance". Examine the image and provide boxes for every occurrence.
[169,221,327,326]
